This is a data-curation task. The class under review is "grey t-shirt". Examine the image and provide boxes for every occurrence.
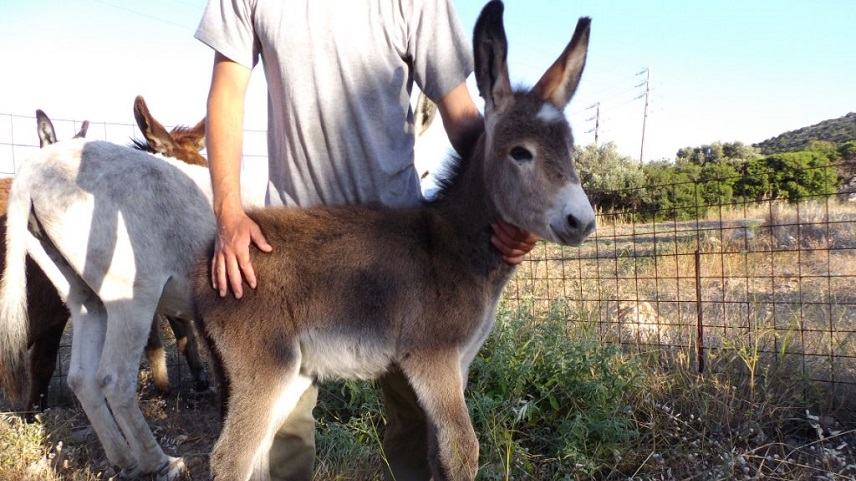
[196,0,473,208]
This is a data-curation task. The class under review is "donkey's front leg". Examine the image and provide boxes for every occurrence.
[401,351,479,481]
[210,340,311,481]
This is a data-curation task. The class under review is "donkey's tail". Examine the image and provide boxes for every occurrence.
[0,166,33,406]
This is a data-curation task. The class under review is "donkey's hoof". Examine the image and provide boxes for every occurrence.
[156,456,188,481]
[117,462,143,479]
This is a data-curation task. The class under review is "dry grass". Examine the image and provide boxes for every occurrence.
[506,199,856,386]
[0,410,101,481]
[619,348,856,481]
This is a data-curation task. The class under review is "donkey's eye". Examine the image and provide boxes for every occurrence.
[509,146,533,162]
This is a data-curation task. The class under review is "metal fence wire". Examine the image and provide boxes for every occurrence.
[504,160,856,402]
[2,112,855,405]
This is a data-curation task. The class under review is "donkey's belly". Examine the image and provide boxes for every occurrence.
[298,328,394,381]
[156,276,195,321]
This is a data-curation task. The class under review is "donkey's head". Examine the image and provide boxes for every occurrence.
[132,95,207,166]
[35,109,89,148]
[475,1,595,246]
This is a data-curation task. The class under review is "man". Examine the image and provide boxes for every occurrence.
[195,1,537,479]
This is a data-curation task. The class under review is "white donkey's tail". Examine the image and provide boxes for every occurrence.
[0,169,33,406]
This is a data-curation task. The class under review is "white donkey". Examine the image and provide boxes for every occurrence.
[0,140,220,479]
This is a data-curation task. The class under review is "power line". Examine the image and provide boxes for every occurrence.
[585,102,600,146]
[90,0,196,32]
[635,67,651,163]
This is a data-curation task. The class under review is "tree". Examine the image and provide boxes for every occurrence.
[838,140,856,161]
[765,151,838,201]
[574,143,646,213]
[676,141,759,166]
[640,161,704,220]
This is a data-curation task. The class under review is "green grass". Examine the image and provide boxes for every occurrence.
[468,300,642,480]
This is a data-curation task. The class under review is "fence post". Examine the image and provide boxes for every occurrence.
[695,249,705,373]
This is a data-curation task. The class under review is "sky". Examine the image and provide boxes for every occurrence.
[1,0,854,178]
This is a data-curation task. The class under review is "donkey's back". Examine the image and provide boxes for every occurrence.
[21,140,215,306]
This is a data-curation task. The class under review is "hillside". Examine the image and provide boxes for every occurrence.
[754,112,856,154]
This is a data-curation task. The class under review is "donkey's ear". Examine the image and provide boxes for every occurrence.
[188,118,206,151]
[73,120,90,139]
[533,17,591,108]
[36,109,57,147]
[133,95,176,154]
[474,0,512,111]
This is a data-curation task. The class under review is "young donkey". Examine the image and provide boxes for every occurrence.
[196,3,594,480]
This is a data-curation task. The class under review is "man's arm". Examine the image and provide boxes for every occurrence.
[207,52,272,298]
[435,82,538,266]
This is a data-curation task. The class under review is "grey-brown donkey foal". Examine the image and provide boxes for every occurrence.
[194,3,595,480]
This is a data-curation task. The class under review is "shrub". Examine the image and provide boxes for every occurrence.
[640,161,704,220]
[574,143,646,213]
[468,301,642,480]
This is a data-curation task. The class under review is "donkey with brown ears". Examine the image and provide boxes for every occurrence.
[195,2,593,480]
[0,102,209,416]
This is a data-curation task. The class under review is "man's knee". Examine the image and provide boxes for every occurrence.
[269,384,318,481]
[380,368,432,481]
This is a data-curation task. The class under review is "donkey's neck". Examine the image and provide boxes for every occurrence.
[430,137,508,277]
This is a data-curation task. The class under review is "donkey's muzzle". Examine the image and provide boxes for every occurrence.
[566,214,596,238]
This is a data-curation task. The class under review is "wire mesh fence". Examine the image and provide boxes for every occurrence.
[504,160,856,401]
[2,111,855,406]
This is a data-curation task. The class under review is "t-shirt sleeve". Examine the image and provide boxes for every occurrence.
[407,0,473,102]
[195,0,260,69]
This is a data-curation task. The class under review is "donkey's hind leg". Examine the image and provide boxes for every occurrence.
[27,318,67,414]
[65,290,137,471]
[145,315,170,393]
[98,295,185,480]
[210,340,311,481]
[167,315,209,391]
[400,351,479,481]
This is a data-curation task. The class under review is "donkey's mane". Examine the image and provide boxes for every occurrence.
[129,124,199,153]
[429,152,465,203]
[129,138,154,153]
[428,128,487,204]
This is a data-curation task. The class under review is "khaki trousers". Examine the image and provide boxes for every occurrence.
[269,367,432,481]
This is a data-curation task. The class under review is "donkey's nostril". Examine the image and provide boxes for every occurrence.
[583,219,596,236]
[566,214,579,229]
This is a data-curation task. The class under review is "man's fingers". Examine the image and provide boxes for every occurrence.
[251,225,273,252]
[492,224,527,250]
[237,250,257,289]
[495,220,522,239]
[215,252,228,297]
[491,221,539,266]
[225,254,244,299]
[211,252,218,290]
[503,254,526,265]
[491,236,527,258]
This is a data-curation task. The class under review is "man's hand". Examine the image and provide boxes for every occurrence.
[491,221,538,266]
[212,208,273,298]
